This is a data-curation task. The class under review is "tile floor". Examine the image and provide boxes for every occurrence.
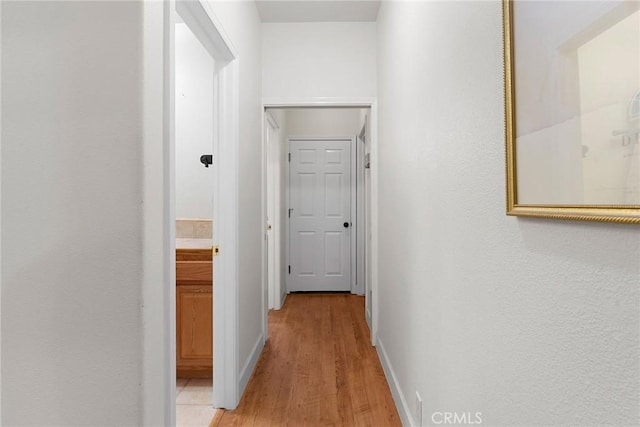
[176,378,217,427]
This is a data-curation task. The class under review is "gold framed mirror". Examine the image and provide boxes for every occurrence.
[504,0,640,224]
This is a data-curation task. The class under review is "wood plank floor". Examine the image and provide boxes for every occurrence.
[211,294,401,427]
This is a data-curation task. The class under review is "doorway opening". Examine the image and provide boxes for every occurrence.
[262,103,378,344]
[174,16,215,424]
[140,0,240,424]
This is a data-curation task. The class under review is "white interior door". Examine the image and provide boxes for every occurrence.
[288,138,352,292]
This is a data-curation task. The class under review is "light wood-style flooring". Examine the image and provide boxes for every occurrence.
[211,294,401,427]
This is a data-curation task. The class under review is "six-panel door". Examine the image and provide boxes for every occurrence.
[289,138,352,292]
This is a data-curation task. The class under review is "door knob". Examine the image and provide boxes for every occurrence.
[343,222,350,228]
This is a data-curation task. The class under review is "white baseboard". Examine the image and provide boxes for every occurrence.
[376,336,414,427]
[278,290,288,309]
[239,333,264,396]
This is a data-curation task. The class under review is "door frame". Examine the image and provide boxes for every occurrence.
[142,1,240,425]
[262,98,379,347]
[264,111,283,310]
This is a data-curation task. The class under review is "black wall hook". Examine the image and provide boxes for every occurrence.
[200,154,213,168]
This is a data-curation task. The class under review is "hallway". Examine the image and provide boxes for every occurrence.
[3,1,639,425]
[212,294,401,426]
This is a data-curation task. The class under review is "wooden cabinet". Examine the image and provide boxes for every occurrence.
[176,248,212,378]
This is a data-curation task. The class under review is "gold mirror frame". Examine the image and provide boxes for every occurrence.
[503,0,640,224]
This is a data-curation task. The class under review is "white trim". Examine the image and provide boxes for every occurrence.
[262,111,268,318]
[176,0,236,62]
[265,110,280,130]
[261,111,269,338]
[376,337,414,427]
[142,1,241,423]
[263,97,379,346]
[239,333,265,395]
[360,112,372,327]
[263,97,374,108]
[175,0,241,410]
[142,1,174,425]
[350,135,359,294]
[273,127,283,309]
[284,138,291,298]
[264,113,283,311]
[356,133,366,296]
[211,57,240,409]
[370,101,379,346]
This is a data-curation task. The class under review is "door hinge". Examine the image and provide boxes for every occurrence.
[212,245,220,256]
[288,152,291,162]
[288,265,291,274]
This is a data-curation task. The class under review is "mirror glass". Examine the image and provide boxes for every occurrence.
[512,1,640,206]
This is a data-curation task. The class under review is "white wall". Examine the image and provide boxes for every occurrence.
[376,2,639,426]
[175,23,214,219]
[208,0,264,389]
[262,22,376,99]
[285,108,363,136]
[2,2,142,424]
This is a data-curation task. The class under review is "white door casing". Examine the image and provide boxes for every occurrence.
[360,116,373,328]
[265,112,281,309]
[288,137,354,292]
[355,131,365,297]
[175,0,240,411]
[142,1,240,424]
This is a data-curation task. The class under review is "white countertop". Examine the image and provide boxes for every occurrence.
[176,238,213,250]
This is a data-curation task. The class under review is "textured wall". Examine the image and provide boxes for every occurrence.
[175,23,214,220]
[2,2,142,424]
[376,1,640,426]
[285,108,363,137]
[262,22,377,99]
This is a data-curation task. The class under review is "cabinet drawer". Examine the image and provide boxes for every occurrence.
[176,248,211,262]
[176,261,212,284]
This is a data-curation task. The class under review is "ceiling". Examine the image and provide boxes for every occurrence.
[255,0,381,23]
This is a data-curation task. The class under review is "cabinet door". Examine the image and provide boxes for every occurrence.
[176,285,212,377]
